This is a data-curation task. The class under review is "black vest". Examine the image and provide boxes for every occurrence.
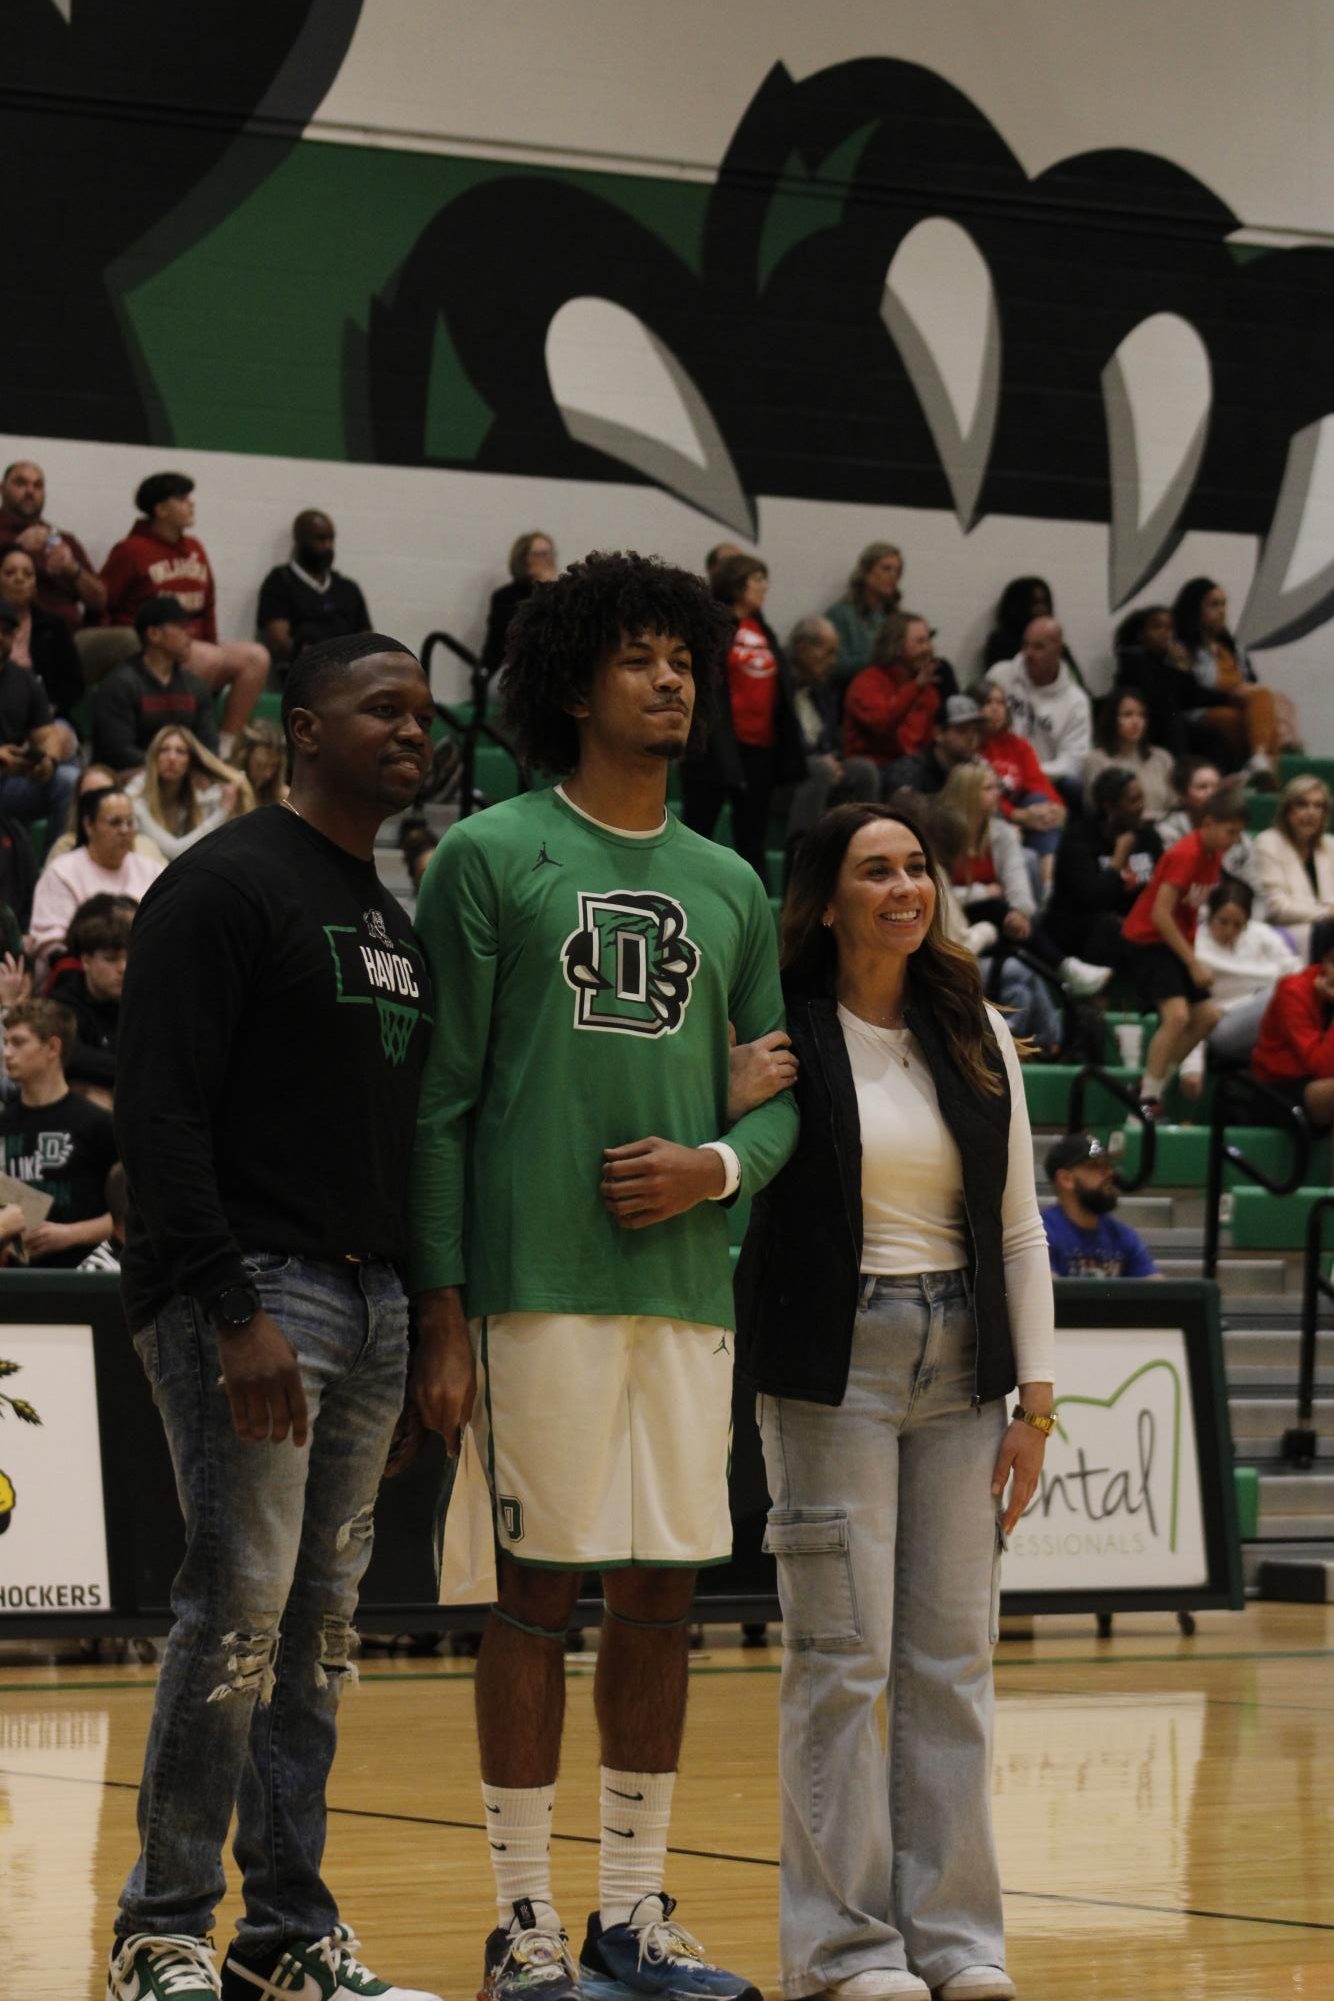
[735,991,1018,1406]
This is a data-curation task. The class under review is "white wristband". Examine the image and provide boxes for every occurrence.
[699,1140,741,1200]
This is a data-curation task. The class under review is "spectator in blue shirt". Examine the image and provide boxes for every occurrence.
[1042,1132,1160,1278]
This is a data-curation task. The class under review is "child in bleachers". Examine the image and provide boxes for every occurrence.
[927,802,1063,1056]
[1120,778,1249,1114]
[1155,754,1262,904]
[0,998,116,1265]
[972,678,1066,890]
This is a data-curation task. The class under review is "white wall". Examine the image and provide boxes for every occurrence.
[10,430,1322,726]
[314,0,1334,250]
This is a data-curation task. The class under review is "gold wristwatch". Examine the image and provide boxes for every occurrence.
[1013,1405,1056,1435]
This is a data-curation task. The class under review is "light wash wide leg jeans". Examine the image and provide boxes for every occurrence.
[759,1271,1008,1997]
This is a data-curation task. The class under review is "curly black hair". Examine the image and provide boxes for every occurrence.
[499,550,732,775]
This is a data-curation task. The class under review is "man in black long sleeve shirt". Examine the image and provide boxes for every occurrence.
[108,633,443,2001]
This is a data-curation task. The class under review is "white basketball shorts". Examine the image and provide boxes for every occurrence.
[470,1312,735,1569]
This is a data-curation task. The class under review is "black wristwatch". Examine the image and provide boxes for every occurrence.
[208,1281,262,1330]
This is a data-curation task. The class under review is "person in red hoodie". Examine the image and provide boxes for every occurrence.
[972,677,1066,889]
[1251,921,1334,1127]
[842,610,957,773]
[100,472,268,753]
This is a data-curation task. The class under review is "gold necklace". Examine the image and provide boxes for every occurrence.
[280,797,302,820]
[845,1003,911,1066]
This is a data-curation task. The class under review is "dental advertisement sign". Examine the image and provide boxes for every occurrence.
[1005,1325,1209,1592]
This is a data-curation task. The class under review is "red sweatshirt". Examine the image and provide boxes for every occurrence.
[842,661,939,764]
[0,509,99,630]
[100,520,217,643]
[981,728,1061,813]
[1252,966,1334,1083]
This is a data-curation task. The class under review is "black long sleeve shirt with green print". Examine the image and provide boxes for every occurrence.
[117,805,432,1330]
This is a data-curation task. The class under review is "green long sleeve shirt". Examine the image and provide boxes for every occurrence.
[408,788,798,1330]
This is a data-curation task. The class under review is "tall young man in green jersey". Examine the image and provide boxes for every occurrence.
[406,554,798,2001]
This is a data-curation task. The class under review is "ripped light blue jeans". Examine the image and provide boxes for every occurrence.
[758,1271,1008,1997]
[116,1253,408,1954]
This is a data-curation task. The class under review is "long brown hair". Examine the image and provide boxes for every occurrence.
[229,718,288,806]
[781,802,1003,1098]
[843,540,903,612]
[938,762,995,859]
[140,725,253,834]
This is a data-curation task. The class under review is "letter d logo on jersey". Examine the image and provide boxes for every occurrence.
[561,890,698,1036]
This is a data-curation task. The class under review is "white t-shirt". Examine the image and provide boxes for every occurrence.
[839,1001,1055,1383]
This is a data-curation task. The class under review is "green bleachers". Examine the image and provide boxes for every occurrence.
[1279,754,1334,791]
[1021,1065,1138,1127]
[1246,792,1279,833]
[1115,1124,1329,1189]
[1233,1465,1259,1539]
[1229,1186,1334,1250]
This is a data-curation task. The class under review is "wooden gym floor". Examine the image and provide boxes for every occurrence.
[1,1604,1331,2000]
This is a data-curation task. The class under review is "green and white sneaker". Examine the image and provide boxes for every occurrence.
[222,1925,442,2000]
[107,1933,221,1999]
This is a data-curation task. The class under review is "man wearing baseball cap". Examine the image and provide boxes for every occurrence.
[92,595,221,772]
[1041,1133,1160,1278]
[883,692,984,799]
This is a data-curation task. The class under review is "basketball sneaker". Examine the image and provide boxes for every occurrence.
[578,1894,759,2001]
[107,1933,221,1999]
[221,1925,441,1999]
[480,1903,584,2001]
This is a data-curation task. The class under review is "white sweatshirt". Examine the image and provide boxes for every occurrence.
[1193,918,1301,1004]
[988,654,1092,785]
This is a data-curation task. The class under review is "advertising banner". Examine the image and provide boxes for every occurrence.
[0,1323,110,1616]
[1006,1326,1209,1592]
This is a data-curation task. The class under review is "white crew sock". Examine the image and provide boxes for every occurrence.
[1140,1072,1166,1101]
[481,1781,558,1932]
[599,1766,676,1929]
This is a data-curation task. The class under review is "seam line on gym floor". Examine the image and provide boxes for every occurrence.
[2,1768,1332,1935]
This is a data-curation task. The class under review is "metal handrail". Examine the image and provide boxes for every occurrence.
[1202,1068,1312,1279]
[421,629,527,817]
[1288,1193,1334,1466]
[1067,1065,1158,1193]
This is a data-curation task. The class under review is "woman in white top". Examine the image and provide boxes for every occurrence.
[1082,686,1176,820]
[1179,877,1302,1085]
[1253,775,1334,958]
[125,725,253,862]
[735,803,1054,2001]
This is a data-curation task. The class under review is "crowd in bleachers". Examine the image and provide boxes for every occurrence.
[677,528,1334,1140]
[0,454,324,1273]
[2,446,1334,1273]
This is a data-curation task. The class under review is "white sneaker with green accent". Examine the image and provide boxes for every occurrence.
[107,1933,222,1999]
[222,1926,441,2000]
